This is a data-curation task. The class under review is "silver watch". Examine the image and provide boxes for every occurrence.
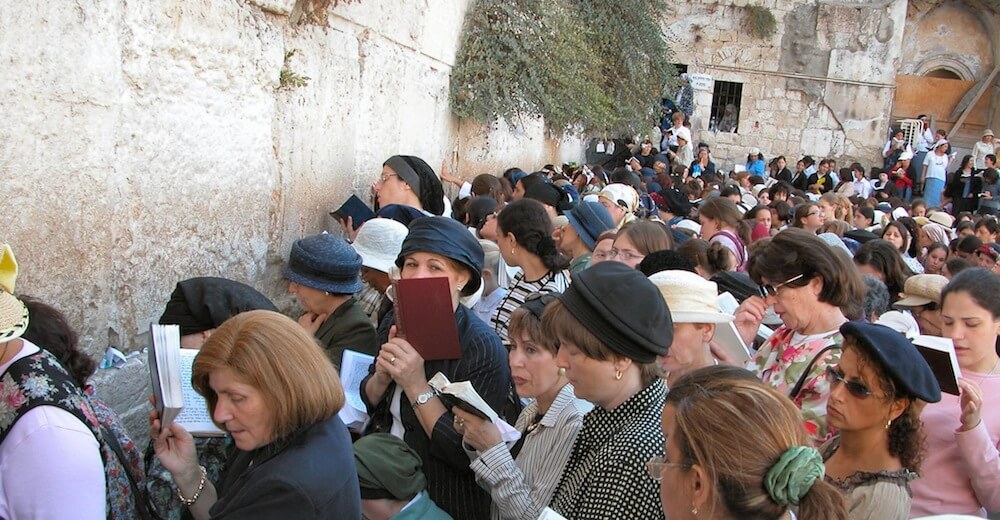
[412,390,437,408]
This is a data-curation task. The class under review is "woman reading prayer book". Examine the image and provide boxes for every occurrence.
[454,293,588,520]
[147,277,275,520]
[150,310,360,519]
[361,216,511,519]
[910,268,1000,516]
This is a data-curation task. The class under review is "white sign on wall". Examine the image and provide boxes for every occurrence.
[687,73,714,91]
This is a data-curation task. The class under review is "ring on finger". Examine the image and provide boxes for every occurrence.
[389,356,397,365]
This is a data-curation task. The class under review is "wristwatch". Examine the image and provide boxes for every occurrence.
[412,390,437,409]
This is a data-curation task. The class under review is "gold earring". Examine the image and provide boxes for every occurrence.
[615,370,623,380]
[885,419,892,430]
[692,506,698,515]
[558,367,566,376]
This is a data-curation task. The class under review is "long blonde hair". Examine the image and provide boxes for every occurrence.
[666,373,847,520]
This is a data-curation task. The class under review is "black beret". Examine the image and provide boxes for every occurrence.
[558,261,673,363]
[840,322,942,403]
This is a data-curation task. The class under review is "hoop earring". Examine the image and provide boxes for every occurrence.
[615,370,623,381]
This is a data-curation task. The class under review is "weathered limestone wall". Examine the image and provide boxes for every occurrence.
[898,2,994,81]
[663,0,907,169]
[0,0,583,439]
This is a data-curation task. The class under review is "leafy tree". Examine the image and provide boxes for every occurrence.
[450,0,674,136]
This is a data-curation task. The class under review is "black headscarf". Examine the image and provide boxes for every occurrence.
[159,277,277,336]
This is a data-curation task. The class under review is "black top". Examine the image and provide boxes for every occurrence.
[211,415,361,519]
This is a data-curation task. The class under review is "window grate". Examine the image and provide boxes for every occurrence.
[709,81,743,133]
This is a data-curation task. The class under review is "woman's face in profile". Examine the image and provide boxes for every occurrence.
[210,367,273,451]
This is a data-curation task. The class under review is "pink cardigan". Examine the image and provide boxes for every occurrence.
[910,371,1000,517]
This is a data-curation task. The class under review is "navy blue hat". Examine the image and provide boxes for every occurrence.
[639,167,656,179]
[655,188,692,217]
[558,261,673,363]
[396,216,484,297]
[840,322,942,403]
[377,204,427,227]
[283,234,363,294]
[566,201,615,251]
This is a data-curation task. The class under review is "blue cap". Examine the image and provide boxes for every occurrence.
[283,234,362,294]
[396,216,484,297]
[566,201,615,251]
[839,322,942,403]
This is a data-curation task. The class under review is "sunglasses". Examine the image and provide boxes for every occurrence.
[758,273,804,298]
[523,291,559,319]
[825,366,873,399]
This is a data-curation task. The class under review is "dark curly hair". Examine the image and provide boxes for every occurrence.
[845,337,927,472]
[20,295,96,389]
[497,198,569,271]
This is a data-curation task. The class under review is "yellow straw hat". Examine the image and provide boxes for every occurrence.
[0,244,29,343]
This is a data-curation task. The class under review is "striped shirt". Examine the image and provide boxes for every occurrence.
[469,383,588,520]
[491,270,570,344]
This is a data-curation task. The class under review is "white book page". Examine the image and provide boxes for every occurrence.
[338,350,374,429]
[174,349,224,436]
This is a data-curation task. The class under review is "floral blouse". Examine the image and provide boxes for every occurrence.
[746,326,843,447]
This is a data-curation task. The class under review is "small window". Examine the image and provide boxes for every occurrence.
[925,68,961,80]
[709,80,743,133]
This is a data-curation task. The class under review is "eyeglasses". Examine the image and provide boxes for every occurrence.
[377,172,398,184]
[824,366,873,399]
[611,249,645,262]
[758,273,804,298]
[646,456,691,481]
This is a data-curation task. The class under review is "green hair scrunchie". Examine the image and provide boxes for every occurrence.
[763,446,825,507]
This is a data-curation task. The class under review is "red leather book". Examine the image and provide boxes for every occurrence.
[393,277,462,360]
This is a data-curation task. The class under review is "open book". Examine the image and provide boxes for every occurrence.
[148,324,225,436]
[429,372,495,421]
[338,349,374,431]
[911,334,962,396]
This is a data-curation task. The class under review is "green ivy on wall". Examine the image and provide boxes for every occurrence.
[450,0,675,136]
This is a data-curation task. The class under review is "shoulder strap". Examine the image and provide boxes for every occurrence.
[716,230,747,266]
[100,423,157,520]
[789,345,839,400]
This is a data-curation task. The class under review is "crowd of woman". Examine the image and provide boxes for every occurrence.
[1,141,999,520]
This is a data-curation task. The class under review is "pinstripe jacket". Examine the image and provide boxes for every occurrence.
[362,305,511,519]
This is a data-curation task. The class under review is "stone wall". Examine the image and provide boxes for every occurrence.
[0,0,584,440]
[663,0,907,169]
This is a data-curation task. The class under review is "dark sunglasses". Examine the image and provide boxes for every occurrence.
[522,291,560,320]
[825,366,873,399]
[758,273,804,298]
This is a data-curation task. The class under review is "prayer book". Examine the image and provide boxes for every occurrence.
[538,507,568,520]
[393,277,462,361]
[148,325,225,436]
[429,372,494,421]
[713,321,751,364]
[331,195,376,231]
[911,334,962,396]
[338,349,374,431]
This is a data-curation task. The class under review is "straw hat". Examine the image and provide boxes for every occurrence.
[893,274,948,308]
[649,270,734,324]
[0,244,29,343]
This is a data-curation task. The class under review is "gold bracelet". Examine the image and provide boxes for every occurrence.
[178,465,207,507]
